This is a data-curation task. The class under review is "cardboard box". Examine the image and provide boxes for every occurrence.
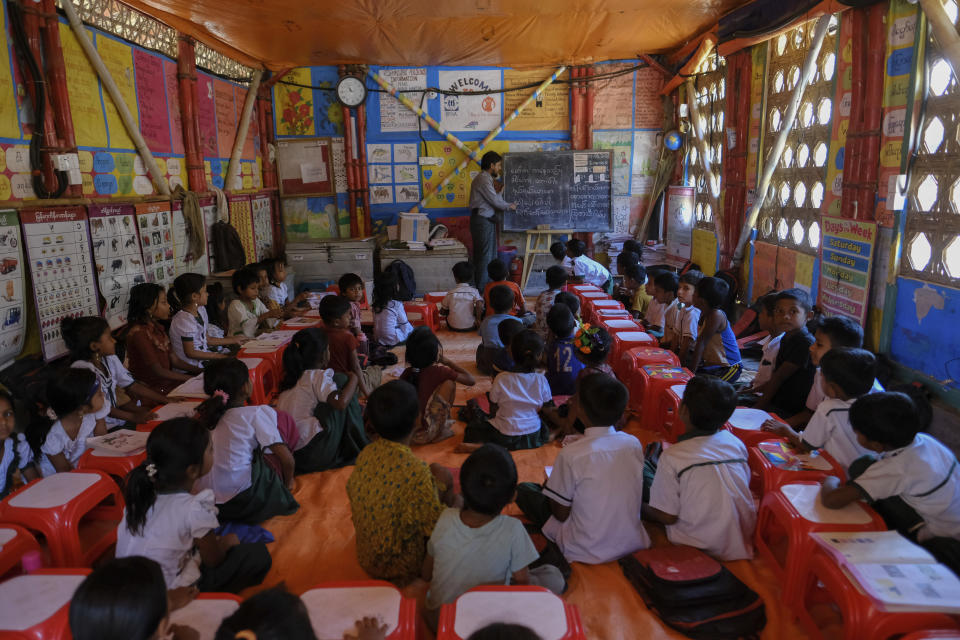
[399,212,430,243]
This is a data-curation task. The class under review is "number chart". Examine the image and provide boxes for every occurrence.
[228,194,257,263]
[251,195,273,261]
[172,200,210,277]
[0,211,26,369]
[135,202,177,286]
[20,207,99,361]
[88,204,147,328]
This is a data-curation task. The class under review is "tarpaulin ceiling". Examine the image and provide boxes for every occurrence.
[121,0,754,70]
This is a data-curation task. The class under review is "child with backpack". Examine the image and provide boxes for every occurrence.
[372,271,413,347]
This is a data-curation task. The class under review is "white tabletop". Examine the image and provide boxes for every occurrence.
[580,291,607,299]
[615,331,653,342]
[592,300,621,307]
[8,472,100,509]
[728,407,772,431]
[302,585,401,639]
[0,527,18,549]
[781,483,874,525]
[0,573,85,630]
[169,598,240,640]
[604,319,640,329]
[453,591,568,640]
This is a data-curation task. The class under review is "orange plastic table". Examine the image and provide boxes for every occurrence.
[301,580,417,640]
[0,568,90,640]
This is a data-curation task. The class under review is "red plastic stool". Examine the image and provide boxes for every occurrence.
[726,407,784,447]
[77,448,146,483]
[0,470,122,567]
[600,317,641,334]
[747,439,845,497]
[168,593,242,638]
[614,345,681,383]
[610,331,656,367]
[136,401,202,433]
[240,357,278,405]
[796,546,958,640]
[570,284,602,294]
[425,291,446,305]
[0,568,90,640]
[403,301,441,332]
[301,581,417,639]
[437,586,585,639]
[901,632,960,639]
[586,299,625,323]
[239,342,288,382]
[754,481,886,604]
[0,524,41,577]
[657,383,688,442]
[575,290,608,310]
[626,365,692,418]
[595,308,632,321]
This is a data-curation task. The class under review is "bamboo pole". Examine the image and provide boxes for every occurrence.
[60,0,169,196]
[225,70,262,192]
[409,65,567,212]
[919,0,960,85]
[733,14,831,265]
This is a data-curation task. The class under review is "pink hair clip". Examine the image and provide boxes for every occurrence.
[213,389,230,405]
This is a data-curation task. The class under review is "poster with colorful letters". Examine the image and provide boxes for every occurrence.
[171,200,210,278]
[20,207,99,361]
[135,202,176,286]
[0,211,26,369]
[88,204,147,328]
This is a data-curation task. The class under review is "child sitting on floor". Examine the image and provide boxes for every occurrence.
[400,326,475,444]
[372,271,413,347]
[194,358,298,524]
[483,259,525,318]
[262,256,310,315]
[553,291,582,326]
[441,261,483,332]
[566,239,611,292]
[476,285,516,376]
[339,272,370,356]
[463,330,552,451]
[753,288,816,417]
[542,325,615,436]
[276,328,367,473]
[168,274,244,370]
[820,392,960,576]
[30,369,106,477]
[534,266,568,339]
[346,380,456,584]
[665,270,702,360]
[622,262,650,320]
[126,283,201,394]
[649,271,680,340]
[517,373,650,564]
[613,250,641,308]
[493,319,524,375]
[229,266,283,338]
[683,276,742,382]
[320,295,378,397]
[117,418,271,593]
[764,348,877,468]
[545,304,584,396]
[640,267,667,332]
[644,375,756,561]
[739,291,780,403]
[550,241,573,272]
[423,444,565,629]
[0,390,36,498]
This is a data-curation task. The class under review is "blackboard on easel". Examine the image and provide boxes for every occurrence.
[502,150,612,232]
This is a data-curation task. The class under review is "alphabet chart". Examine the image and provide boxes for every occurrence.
[135,202,177,286]
[228,195,257,263]
[171,200,210,277]
[0,211,26,369]
[251,194,273,261]
[88,204,147,328]
[20,207,99,361]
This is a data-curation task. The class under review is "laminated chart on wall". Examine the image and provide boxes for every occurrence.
[171,201,210,278]
[88,204,146,328]
[420,140,510,208]
[502,68,569,131]
[818,216,877,325]
[20,207,99,361]
[251,195,274,261]
[200,197,219,272]
[229,195,257,263]
[0,211,26,368]
[377,68,427,133]
[135,202,176,286]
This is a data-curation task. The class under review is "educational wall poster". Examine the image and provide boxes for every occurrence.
[824,15,854,217]
[631,131,659,196]
[199,197,219,272]
[0,211,25,368]
[378,67,427,133]
[20,207,99,361]
[196,73,219,157]
[88,204,146,328]
[251,195,274,261]
[592,62,634,129]
[135,202,176,286]
[665,186,694,260]
[171,200,209,278]
[370,185,393,205]
[395,164,418,184]
[818,216,877,325]
[234,86,258,161]
[60,23,107,149]
[367,143,391,163]
[612,196,631,234]
[331,138,348,194]
[396,184,420,203]
[592,131,631,196]
[228,196,257,263]
[503,68,569,131]
[420,140,510,208]
[274,68,316,136]
[393,143,418,163]
[438,69,502,131]
[97,34,139,151]
[753,241,777,296]
[369,165,392,184]
[164,59,185,155]
[133,49,172,155]
[691,228,718,276]
[215,80,237,159]
[633,67,665,128]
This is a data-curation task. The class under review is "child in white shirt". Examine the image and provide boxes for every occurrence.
[462,330,552,451]
[372,271,413,347]
[261,257,309,314]
[32,368,107,477]
[0,390,36,497]
[228,267,282,338]
[670,270,703,360]
[651,271,680,341]
[645,375,756,561]
[169,273,246,369]
[565,238,611,290]
[116,417,271,593]
[441,261,483,331]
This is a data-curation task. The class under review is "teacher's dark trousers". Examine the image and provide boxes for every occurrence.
[471,210,497,290]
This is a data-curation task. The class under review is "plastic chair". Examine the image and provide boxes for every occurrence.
[0,470,122,567]
[610,330,656,364]
[614,345,681,384]
[436,586,585,640]
[754,481,886,604]
[0,568,90,640]
[747,439,846,497]
[168,593,242,640]
[240,357,278,405]
[425,292,446,305]
[403,301,441,332]
[626,365,692,419]
[726,407,784,447]
[77,449,146,484]
[796,547,958,640]
[301,580,416,640]
[0,524,41,578]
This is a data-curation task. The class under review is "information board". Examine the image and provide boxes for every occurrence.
[277,137,334,197]
[502,150,612,232]
[818,216,878,325]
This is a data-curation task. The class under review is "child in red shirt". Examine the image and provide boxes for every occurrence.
[338,272,369,356]
[319,295,379,397]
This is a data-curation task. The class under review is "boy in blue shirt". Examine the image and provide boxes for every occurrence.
[545,304,583,396]
[476,285,515,375]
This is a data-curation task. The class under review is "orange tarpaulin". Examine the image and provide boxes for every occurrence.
[120,0,752,70]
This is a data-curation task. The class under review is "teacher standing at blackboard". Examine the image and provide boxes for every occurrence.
[469,151,516,289]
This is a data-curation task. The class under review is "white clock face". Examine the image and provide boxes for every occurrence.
[337,77,366,107]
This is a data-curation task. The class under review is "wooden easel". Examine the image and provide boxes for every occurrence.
[520,226,575,292]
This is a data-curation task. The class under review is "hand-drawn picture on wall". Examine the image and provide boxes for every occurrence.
[396,185,420,203]
[366,143,391,163]
[394,143,418,163]
[395,164,418,183]
[371,185,393,205]
[370,165,392,184]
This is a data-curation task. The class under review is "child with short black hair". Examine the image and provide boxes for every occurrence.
[754,288,815,417]
[493,319,524,374]
[423,444,565,627]
[684,277,742,382]
[117,417,271,592]
[0,390,35,498]
[214,586,323,640]
[477,285,516,375]
[204,281,231,351]
[542,325,616,435]
[741,292,781,400]
[263,257,310,314]
[517,373,650,563]
[168,274,244,370]
[442,261,483,331]
[534,266,568,339]
[30,368,107,477]
[373,271,413,347]
[553,291,581,325]
[483,259,524,315]
[347,380,456,583]
[666,270,702,359]
[401,326,475,444]
[545,304,584,396]
[126,283,201,394]
[640,267,665,327]
[566,239,611,291]
[650,271,680,341]
[550,241,572,272]
[229,266,282,337]
[820,392,960,575]
[339,272,370,355]
[464,330,552,451]
[613,250,642,307]
[764,348,877,468]
[644,375,755,560]
[320,294,377,397]
[623,263,650,319]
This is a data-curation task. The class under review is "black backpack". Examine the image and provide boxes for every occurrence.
[619,546,766,639]
[385,260,416,301]
[210,220,247,273]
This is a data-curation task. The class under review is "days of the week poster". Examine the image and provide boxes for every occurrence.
[818,216,878,325]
